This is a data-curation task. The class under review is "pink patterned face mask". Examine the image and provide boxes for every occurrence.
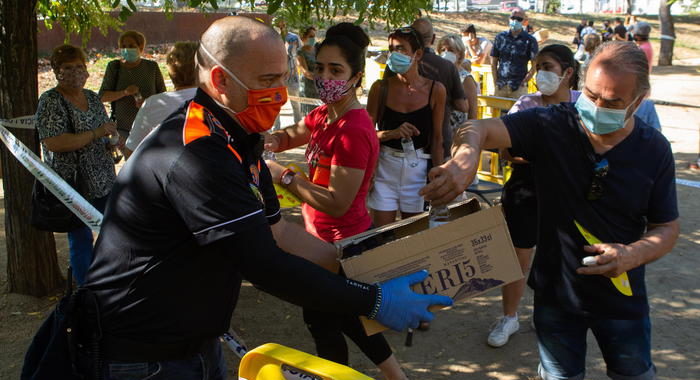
[314,78,353,104]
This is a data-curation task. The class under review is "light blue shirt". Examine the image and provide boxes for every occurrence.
[635,100,661,131]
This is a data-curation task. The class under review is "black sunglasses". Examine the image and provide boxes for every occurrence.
[510,16,524,22]
[587,158,609,201]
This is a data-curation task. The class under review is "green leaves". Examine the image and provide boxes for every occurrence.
[265,0,430,30]
[35,0,433,49]
[37,0,123,45]
[267,0,283,15]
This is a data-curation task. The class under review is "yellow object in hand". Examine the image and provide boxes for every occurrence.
[273,164,307,209]
[574,220,633,297]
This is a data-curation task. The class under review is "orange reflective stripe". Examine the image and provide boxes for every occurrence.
[183,102,211,145]
[183,101,244,164]
[228,145,242,162]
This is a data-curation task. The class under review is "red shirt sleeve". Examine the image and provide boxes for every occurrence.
[303,105,327,133]
[330,110,376,170]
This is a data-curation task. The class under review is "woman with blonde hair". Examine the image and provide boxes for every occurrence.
[437,34,478,122]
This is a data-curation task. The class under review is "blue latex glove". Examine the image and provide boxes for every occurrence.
[375,270,454,331]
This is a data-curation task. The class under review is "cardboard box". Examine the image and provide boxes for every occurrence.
[337,198,523,335]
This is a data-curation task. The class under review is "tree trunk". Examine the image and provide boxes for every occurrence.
[0,0,63,296]
[658,0,675,66]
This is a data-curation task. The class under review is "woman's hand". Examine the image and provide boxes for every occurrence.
[95,121,117,138]
[264,133,283,153]
[390,122,420,140]
[124,85,139,96]
[266,160,287,184]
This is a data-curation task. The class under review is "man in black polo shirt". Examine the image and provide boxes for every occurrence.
[421,41,679,380]
[83,16,451,379]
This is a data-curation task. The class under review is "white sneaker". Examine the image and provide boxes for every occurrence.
[487,316,520,347]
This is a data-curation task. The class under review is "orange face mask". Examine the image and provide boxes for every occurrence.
[234,86,288,133]
[201,44,288,133]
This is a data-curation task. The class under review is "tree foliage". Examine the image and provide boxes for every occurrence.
[36,0,123,44]
[36,0,432,45]
[266,0,432,29]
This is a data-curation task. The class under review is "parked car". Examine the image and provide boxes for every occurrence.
[500,1,518,11]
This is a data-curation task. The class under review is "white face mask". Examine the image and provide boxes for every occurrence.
[440,51,458,64]
[536,70,564,96]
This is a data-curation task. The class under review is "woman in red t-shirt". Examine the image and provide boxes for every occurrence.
[265,23,408,380]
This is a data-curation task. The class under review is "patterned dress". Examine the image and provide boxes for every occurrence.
[98,59,166,137]
[36,88,117,200]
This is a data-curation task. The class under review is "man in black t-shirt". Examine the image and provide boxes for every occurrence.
[613,17,628,41]
[79,16,451,379]
[421,41,679,380]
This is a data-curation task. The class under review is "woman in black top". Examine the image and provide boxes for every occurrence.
[99,30,166,148]
[366,26,446,227]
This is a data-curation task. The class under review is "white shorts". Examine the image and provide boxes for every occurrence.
[368,145,429,213]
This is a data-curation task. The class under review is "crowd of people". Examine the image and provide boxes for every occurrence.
[26,7,681,380]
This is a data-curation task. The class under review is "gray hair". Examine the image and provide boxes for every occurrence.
[588,41,650,97]
[437,34,466,64]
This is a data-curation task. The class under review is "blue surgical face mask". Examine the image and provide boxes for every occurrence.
[575,93,638,135]
[509,19,523,31]
[305,37,316,47]
[387,52,413,74]
[120,48,139,63]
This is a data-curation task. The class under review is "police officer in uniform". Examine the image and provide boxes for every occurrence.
[81,17,452,379]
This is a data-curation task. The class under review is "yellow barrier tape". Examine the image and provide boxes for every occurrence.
[574,220,632,296]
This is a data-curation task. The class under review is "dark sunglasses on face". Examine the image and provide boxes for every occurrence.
[510,16,524,22]
[587,158,609,201]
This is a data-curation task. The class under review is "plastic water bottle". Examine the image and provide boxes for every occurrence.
[428,204,450,229]
[108,130,120,146]
[134,92,143,105]
[401,137,419,168]
[262,149,276,161]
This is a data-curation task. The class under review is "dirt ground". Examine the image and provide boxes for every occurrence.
[2,13,700,380]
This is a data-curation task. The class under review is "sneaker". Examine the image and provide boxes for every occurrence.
[487,316,520,347]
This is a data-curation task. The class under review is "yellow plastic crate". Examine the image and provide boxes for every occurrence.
[238,343,374,380]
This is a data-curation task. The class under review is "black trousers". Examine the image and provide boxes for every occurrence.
[303,308,393,366]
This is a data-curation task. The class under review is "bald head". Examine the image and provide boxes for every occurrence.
[198,16,282,71]
[412,18,434,47]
